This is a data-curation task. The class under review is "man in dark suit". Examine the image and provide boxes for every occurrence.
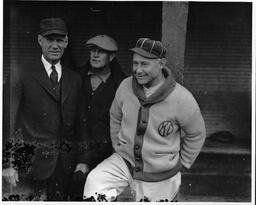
[2,17,89,201]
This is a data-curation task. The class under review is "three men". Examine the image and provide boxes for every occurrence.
[3,18,205,201]
[3,18,88,201]
[83,38,206,202]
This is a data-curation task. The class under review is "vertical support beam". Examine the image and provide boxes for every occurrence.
[162,2,189,84]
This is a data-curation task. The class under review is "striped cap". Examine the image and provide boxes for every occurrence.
[130,38,167,59]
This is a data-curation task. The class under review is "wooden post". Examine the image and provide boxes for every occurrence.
[162,2,189,84]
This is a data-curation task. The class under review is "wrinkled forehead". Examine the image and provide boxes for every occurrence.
[43,33,67,40]
[88,45,111,54]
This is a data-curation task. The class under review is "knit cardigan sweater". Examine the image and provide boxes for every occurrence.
[110,68,206,182]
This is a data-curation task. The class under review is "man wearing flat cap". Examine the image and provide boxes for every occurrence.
[73,34,125,200]
[83,38,206,202]
[2,17,88,201]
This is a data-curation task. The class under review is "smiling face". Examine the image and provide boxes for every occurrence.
[89,46,115,70]
[38,34,68,64]
[132,53,165,88]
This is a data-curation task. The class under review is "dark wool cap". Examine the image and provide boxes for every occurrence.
[39,17,68,36]
[130,38,167,59]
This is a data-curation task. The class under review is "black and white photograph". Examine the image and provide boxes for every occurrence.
[1,0,254,203]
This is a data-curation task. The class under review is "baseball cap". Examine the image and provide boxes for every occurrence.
[39,17,68,36]
[130,38,167,59]
[86,35,118,52]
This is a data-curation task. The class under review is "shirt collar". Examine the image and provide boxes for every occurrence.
[87,70,111,83]
[41,55,61,72]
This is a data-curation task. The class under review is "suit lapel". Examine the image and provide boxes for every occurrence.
[32,61,59,101]
[61,65,74,104]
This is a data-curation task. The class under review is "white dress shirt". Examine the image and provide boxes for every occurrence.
[41,55,62,82]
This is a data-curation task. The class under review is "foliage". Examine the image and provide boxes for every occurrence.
[2,129,35,175]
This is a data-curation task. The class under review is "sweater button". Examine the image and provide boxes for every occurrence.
[135,157,141,161]
[134,145,140,150]
[142,120,147,124]
[135,167,140,172]
[82,118,86,123]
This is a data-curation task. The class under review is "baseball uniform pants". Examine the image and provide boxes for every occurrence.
[83,152,181,202]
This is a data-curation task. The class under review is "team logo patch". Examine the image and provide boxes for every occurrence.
[158,120,174,137]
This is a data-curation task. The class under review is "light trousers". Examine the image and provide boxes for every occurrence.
[83,153,181,202]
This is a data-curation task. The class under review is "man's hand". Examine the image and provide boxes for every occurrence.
[73,163,90,183]
[2,167,19,187]
[74,163,89,174]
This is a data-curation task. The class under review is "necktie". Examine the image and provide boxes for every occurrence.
[50,65,58,85]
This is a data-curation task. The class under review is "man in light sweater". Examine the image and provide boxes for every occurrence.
[83,38,206,202]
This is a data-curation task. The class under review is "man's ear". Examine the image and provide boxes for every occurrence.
[160,58,167,68]
[109,53,116,62]
[63,35,68,48]
[38,35,43,47]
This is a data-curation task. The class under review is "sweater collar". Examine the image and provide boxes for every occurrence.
[132,67,176,106]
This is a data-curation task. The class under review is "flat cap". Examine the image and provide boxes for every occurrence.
[130,38,167,59]
[39,17,68,36]
[86,35,118,52]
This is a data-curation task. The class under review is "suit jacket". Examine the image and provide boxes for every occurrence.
[9,58,87,180]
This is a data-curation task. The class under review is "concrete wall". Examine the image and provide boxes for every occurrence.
[162,2,189,84]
